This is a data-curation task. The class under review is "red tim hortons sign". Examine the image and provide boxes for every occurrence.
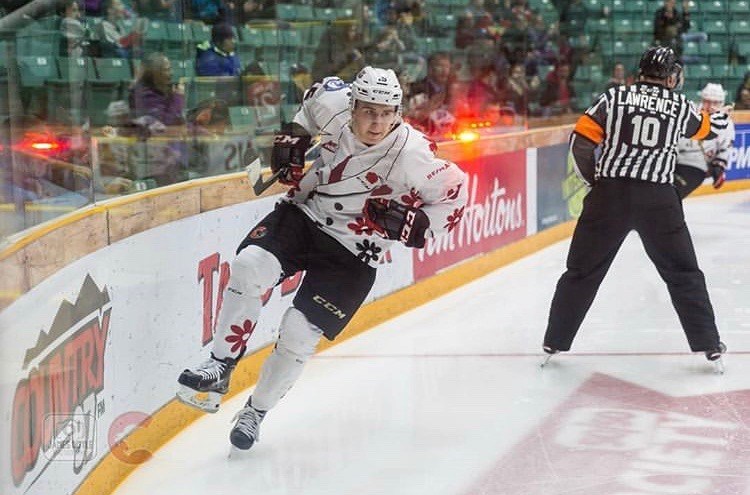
[467,373,750,495]
[413,150,527,281]
[10,275,111,488]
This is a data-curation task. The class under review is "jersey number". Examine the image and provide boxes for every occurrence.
[631,115,661,147]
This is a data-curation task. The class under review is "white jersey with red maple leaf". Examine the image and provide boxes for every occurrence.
[285,76,468,266]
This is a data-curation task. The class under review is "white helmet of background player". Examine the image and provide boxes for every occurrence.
[700,83,727,113]
[349,66,403,117]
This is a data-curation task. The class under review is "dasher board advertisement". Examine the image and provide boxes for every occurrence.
[0,195,414,495]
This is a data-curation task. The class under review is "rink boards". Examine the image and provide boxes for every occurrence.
[2,124,750,495]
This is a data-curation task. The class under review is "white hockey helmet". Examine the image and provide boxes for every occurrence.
[700,82,726,102]
[349,66,403,115]
[700,83,726,112]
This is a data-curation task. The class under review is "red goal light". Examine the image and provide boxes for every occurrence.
[456,130,480,142]
[14,132,68,156]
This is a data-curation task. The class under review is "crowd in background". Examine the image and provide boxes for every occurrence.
[4,0,750,137]
[2,0,750,236]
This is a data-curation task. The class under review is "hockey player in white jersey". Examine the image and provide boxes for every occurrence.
[177,67,468,451]
[675,83,735,198]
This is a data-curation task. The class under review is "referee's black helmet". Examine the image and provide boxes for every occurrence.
[638,46,679,79]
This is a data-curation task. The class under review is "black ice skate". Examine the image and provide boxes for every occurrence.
[540,345,560,368]
[704,342,727,374]
[229,397,266,453]
[176,354,237,413]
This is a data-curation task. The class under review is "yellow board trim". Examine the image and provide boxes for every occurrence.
[73,221,576,495]
[0,172,245,260]
[690,178,750,197]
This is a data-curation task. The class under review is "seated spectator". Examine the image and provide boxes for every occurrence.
[128,52,185,127]
[475,12,498,42]
[84,0,105,16]
[312,22,366,82]
[493,0,514,20]
[392,0,423,19]
[465,62,504,120]
[735,72,750,104]
[394,8,424,66]
[604,62,630,90]
[233,0,274,24]
[184,98,232,178]
[735,88,750,110]
[557,0,588,38]
[187,98,230,136]
[502,63,533,115]
[133,0,182,21]
[455,13,476,50]
[96,0,144,58]
[95,103,135,194]
[196,23,241,77]
[653,0,691,59]
[290,63,313,105]
[539,61,576,116]
[191,0,229,24]
[126,60,187,186]
[466,0,490,19]
[467,37,508,78]
[101,100,132,135]
[59,0,88,57]
[367,24,407,68]
[407,52,456,134]
[527,10,551,53]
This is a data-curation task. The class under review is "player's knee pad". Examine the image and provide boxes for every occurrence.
[276,307,322,361]
[227,246,282,297]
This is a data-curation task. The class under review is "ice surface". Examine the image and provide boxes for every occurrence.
[115,190,750,495]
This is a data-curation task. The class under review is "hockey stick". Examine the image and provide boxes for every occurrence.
[246,158,283,195]
[245,139,321,196]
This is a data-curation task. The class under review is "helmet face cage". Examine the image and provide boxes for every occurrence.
[349,66,403,119]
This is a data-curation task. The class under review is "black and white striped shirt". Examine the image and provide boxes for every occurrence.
[571,82,710,185]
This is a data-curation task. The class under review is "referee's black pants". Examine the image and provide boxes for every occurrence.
[544,178,721,352]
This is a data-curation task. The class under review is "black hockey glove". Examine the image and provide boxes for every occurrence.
[708,158,726,189]
[363,198,430,248]
[271,122,312,186]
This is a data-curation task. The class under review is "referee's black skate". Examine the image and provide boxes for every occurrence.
[704,342,727,374]
[229,397,266,453]
[540,345,560,367]
[176,353,237,413]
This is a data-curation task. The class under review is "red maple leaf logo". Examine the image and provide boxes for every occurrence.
[444,206,465,232]
[225,319,256,354]
[347,217,375,235]
[401,189,423,207]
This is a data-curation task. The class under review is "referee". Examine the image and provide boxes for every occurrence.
[542,46,726,366]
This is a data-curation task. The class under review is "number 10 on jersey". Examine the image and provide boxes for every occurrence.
[631,115,661,147]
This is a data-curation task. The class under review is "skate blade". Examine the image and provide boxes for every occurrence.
[712,358,726,375]
[228,445,252,459]
[175,387,222,413]
[540,354,555,368]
